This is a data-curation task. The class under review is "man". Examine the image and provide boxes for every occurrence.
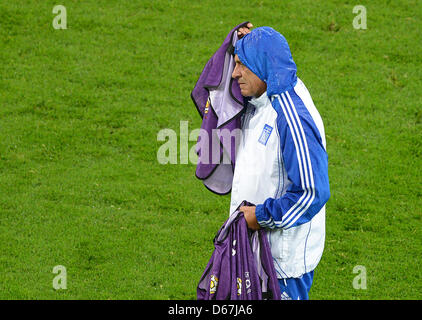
[230,25,330,300]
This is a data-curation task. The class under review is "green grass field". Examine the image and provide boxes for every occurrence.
[0,0,421,299]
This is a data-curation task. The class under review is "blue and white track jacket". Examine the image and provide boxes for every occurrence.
[229,27,330,279]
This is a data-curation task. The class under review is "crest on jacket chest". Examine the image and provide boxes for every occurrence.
[258,124,273,146]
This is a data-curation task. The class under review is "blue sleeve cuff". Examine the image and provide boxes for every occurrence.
[255,203,269,226]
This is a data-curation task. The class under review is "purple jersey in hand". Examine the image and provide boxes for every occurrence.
[197,202,281,300]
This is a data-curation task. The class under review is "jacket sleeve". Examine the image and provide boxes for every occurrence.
[255,93,330,230]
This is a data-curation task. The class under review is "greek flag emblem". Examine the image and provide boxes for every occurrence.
[258,124,273,146]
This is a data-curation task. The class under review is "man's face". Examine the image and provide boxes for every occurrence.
[232,54,267,97]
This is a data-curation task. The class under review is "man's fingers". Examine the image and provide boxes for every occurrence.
[237,23,253,38]
[239,205,260,230]
[237,29,251,38]
[238,27,251,34]
[237,28,246,35]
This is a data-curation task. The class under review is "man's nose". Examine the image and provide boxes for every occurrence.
[232,65,240,79]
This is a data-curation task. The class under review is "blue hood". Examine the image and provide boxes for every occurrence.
[234,27,297,96]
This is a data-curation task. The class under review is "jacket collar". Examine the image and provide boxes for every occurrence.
[248,91,268,108]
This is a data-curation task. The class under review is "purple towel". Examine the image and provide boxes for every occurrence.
[191,22,248,195]
[197,201,281,300]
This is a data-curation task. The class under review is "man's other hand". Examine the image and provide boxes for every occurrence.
[239,205,260,230]
[237,22,253,39]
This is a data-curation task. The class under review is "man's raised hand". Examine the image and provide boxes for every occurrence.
[237,22,253,39]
